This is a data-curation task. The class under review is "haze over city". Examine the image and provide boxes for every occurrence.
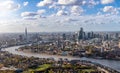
[0,0,120,32]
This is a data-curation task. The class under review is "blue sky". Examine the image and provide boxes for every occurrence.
[16,0,120,15]
[0,0,120,32]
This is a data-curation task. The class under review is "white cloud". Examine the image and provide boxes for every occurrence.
[23,2,28,6]
[82,1,86,5]
[71,5,84,15]
[36,0,100,17]
[0,0,20,20]
[58,0,84,6]
[103,6,113,12]
[0,0,20,11]
[21,12,38,17]
[88,0,99,7]
[2,15,120,32]
[22,17,37,20]
[21,10,47,20]
[56,10,68,16]
[49,2,58,9]
[56,17,78,23]
[21,10,46,17]
[101,0,114,4]
[64,18,76,22]
[37,9,46,15]
[37,0,54,7]
[103,6,119,15]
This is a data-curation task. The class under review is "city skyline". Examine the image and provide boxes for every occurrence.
[0,0,120,32]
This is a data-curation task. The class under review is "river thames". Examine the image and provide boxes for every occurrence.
[2,45,120,72]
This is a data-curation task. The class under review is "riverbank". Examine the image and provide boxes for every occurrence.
[2,45,120,72]
[18,44,120,61]
[0,49,115,73]
[19,48,120,62]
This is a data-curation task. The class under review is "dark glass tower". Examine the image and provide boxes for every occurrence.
[78,27,84,40]
[62,33,66,40]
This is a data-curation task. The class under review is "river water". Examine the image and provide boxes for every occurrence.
[3,45,120,72]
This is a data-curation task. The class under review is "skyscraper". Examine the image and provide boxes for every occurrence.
[19,35,23,42]
[62,33,66,40]
[78,27,84,40]
[25,27,28,43]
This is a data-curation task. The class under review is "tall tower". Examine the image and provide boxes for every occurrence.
[78,27,84,40]
[62,33,66,40]
[25,27,28,43]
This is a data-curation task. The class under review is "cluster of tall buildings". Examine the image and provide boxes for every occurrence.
[78,27,99,40]
[19,27,120,44]
[78,27,118,41]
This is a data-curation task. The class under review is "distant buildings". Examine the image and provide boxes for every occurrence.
[77,27,118,41]
[19,35,23,42]
[25,27,28,43]
[118,41,120,48]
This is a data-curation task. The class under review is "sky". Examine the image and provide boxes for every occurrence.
[0,0,120,32]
